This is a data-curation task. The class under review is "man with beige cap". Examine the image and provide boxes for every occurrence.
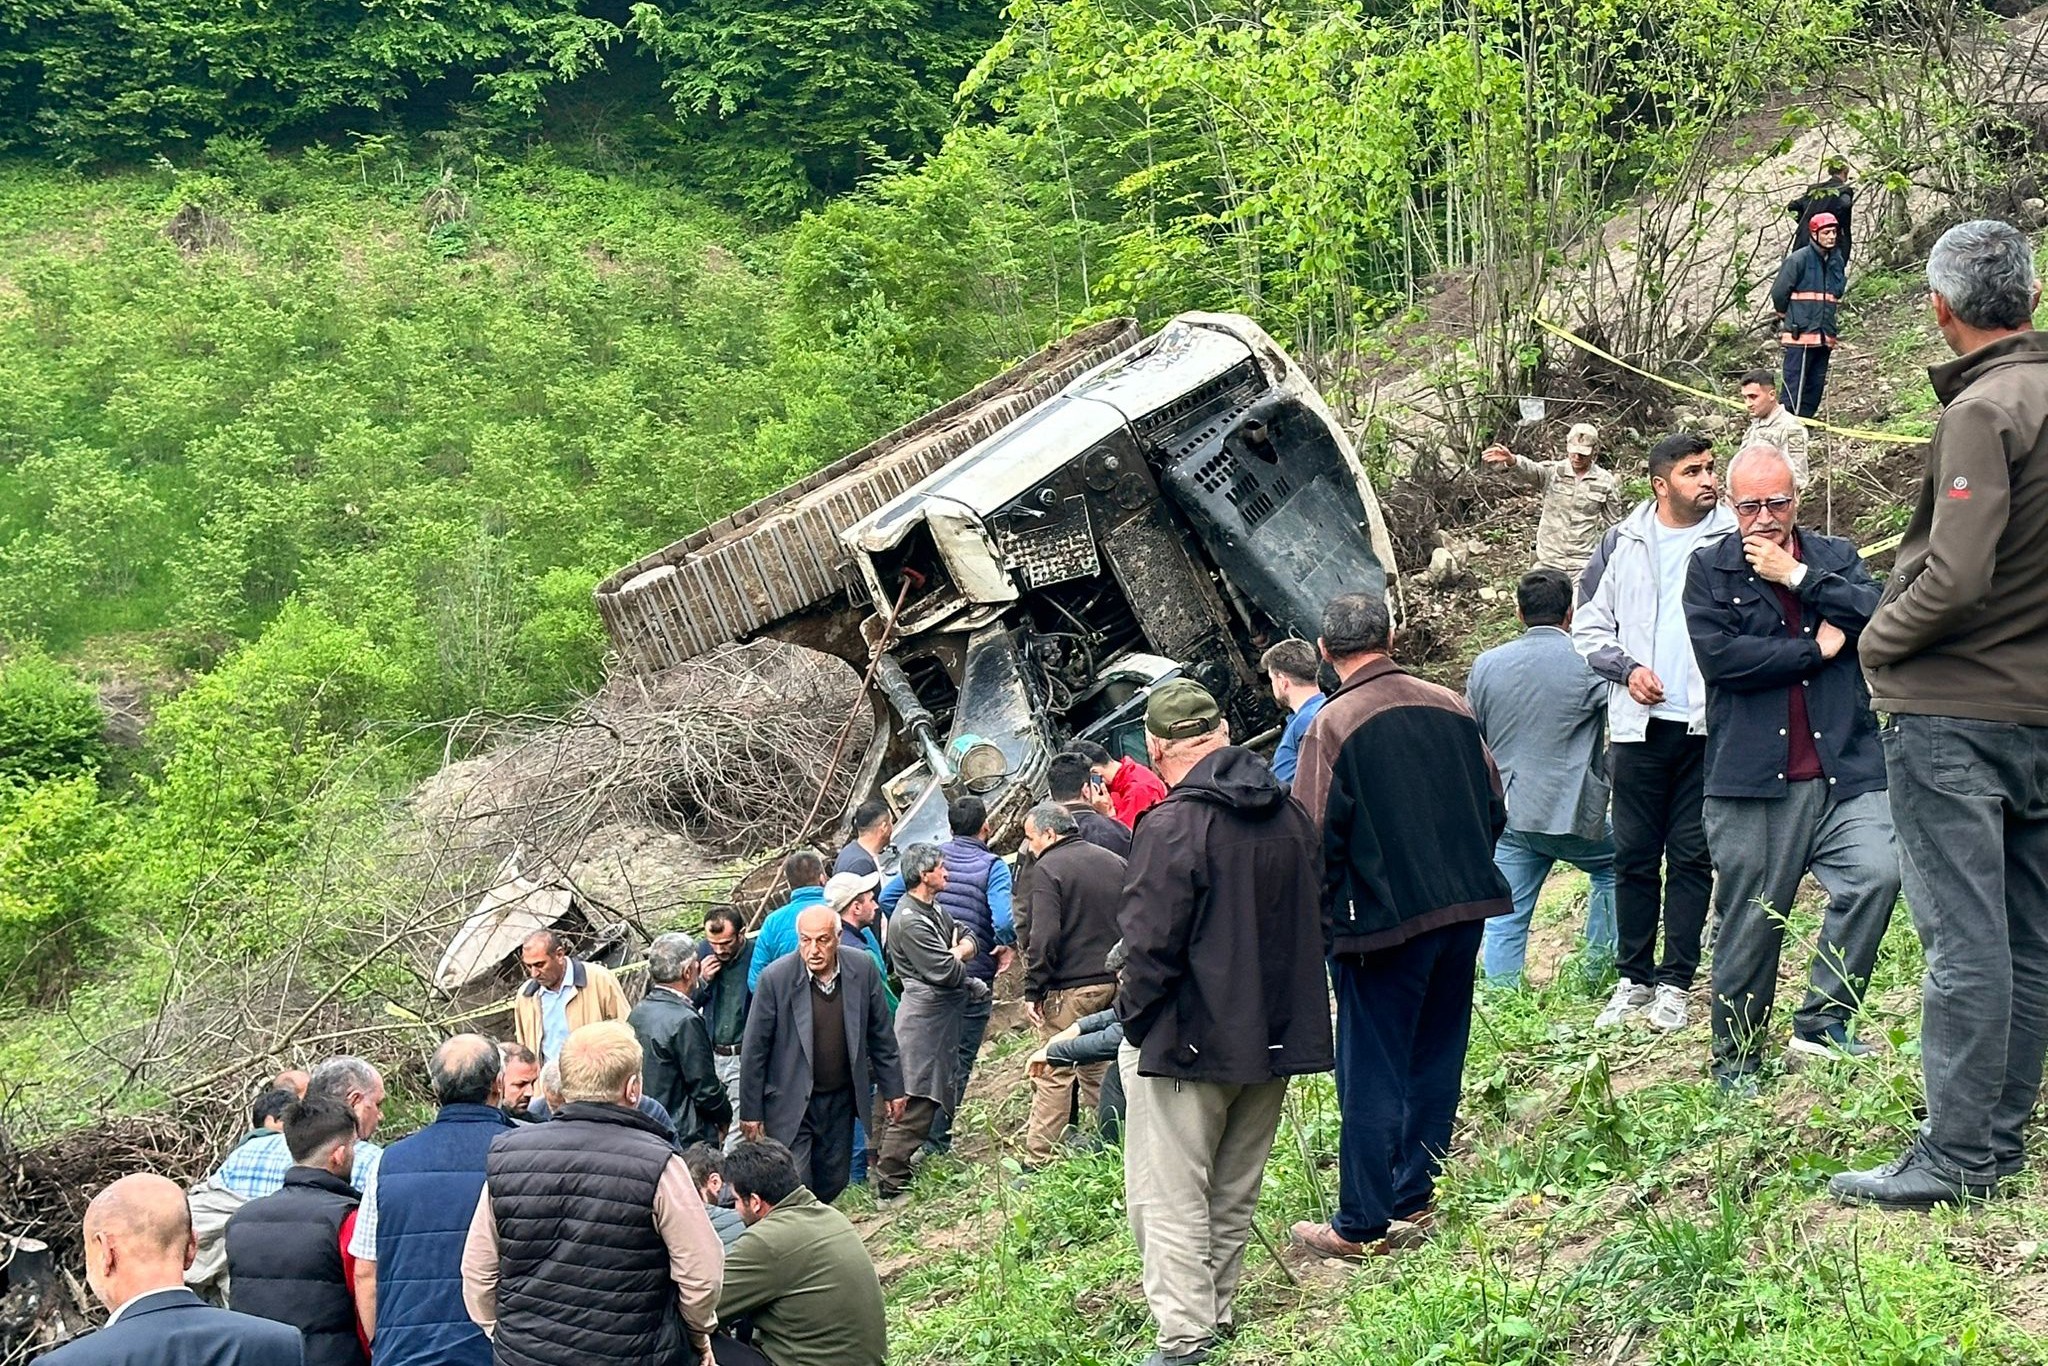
[1484,421,1633,573]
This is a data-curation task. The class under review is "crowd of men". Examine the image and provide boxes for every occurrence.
[36,216,2048,1366]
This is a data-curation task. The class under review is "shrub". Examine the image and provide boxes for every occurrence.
[0,774,125,1001]
[0,651,106,784]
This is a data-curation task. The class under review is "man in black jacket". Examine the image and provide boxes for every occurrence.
[1685,445,1899,1090]
[1788,156,1855,260]
[1290,592,1510,1262]
[461,1021,724,1366]
[1020,802,1126,1167]
[1117,680,1332,1366]
[226,1097,368,1366]
[631,933,734,1147]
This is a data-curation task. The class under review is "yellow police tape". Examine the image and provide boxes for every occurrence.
[1531,316,1933,446]
[1529,317,1916,561]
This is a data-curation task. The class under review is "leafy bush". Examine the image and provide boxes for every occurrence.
[0,651,105,785]
[0,773,124,1001]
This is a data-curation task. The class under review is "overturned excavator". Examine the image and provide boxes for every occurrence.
[595,313,1396,853]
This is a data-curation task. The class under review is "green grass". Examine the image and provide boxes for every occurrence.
[875,897,2048,1364]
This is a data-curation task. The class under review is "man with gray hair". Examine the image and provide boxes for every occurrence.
[1018,800,1126,1167]
[351,1034,509,1366]
[872,842,985,1202]
[1835,219,2048,1208]
[1291,593,1509,1263]
[631,932,732,1147]
[212,1055,386,1203]
[1682,444,1896,1093]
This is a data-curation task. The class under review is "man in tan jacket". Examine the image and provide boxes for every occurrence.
[513,930,630,1063]
[1833,219,2048,1210]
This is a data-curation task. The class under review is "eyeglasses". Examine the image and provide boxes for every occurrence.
[1733,496,1794,517]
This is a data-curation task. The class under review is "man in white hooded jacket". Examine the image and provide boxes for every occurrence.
[1574,432,1734,1031]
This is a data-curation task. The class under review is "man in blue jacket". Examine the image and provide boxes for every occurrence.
[36,1174,302,1366]
[1685,445,1898,1090]
[1771,212,1848,417]
[748,850,829,992]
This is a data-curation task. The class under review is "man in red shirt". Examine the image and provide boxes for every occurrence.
[1067,740,1168,828]
[1681,443,1897,1092]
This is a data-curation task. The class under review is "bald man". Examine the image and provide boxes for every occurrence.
[738,906,905,1203]
[34,1173,302,1366]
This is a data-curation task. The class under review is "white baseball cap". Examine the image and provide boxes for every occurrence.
[823,870,882,914]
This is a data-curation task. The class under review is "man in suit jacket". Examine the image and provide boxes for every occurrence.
[35,1172,302,1366]
[737,905,905,1204]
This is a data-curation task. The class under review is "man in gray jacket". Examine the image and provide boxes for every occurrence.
[1834,220,2048,1208]
[1467,568,1616,985]
[873,843,986,1203]
[1575,433,1735,1032]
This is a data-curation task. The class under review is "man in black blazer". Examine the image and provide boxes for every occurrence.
[737,905,906,1203]
[35,1172,302,1366]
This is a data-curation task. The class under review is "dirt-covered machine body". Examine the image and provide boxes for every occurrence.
[596,312,1395,853]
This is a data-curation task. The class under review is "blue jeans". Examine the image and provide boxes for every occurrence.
[1481,828,1618,983]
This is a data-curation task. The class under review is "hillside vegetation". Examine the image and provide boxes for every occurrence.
[3,0,2047,1361]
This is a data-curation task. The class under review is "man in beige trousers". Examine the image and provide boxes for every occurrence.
[1019,802,1125,1167]
[1115,682,1334,1366]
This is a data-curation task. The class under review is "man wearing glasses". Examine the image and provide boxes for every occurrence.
[1682,444,1897,1091]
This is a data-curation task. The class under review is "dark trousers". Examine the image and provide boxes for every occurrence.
[1886,715,2048,1182]
[710,1335,772,1366]
[791,1086,856,1204]
[871,1096,940,1197]
[1330,919,1485,1244]
[1780,344,1833,418]
[1611,720,1714,989]
[928,985,993,1148]
[1099,1056,1126,1145]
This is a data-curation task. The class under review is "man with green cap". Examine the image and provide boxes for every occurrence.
[1116,678,1333,1366]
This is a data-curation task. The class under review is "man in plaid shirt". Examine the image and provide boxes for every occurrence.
[211,1056,387,1328]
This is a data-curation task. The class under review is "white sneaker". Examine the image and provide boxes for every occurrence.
[1647,983,1690,1032]
[1595,980,1653,1028]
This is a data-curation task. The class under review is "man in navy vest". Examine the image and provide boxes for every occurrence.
[354,1034,509,1366]
[882,795,1014,1154]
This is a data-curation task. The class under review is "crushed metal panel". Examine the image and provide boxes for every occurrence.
[1103,502,1233,662]
[435,855,575,993]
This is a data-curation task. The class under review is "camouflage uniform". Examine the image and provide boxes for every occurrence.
[1741,403,1811,486]
[1506,455,1633,574]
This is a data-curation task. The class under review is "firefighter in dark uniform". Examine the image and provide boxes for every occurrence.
[1771,212,1847,419]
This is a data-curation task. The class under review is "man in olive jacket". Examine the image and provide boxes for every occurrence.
[1290,592,1510,1263]
[1116,679,1332,1366]
[1835,220,2048,1209]
[712,1140,885,1366]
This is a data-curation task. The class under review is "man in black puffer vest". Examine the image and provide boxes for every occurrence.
[461,1020,724,1366]
[227,1095,369,1366]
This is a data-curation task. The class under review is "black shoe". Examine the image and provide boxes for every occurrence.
[1714,1063,1761,1097]
[1828,1145,1996,1208]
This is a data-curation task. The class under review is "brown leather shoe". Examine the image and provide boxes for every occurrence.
[1289,1220,1385,1261]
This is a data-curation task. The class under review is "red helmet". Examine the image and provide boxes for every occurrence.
[1809,212,1840,232]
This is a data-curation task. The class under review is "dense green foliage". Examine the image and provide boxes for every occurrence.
[0,145,1064,1001]
[0,0,1002,212]
[0,651,104,784]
